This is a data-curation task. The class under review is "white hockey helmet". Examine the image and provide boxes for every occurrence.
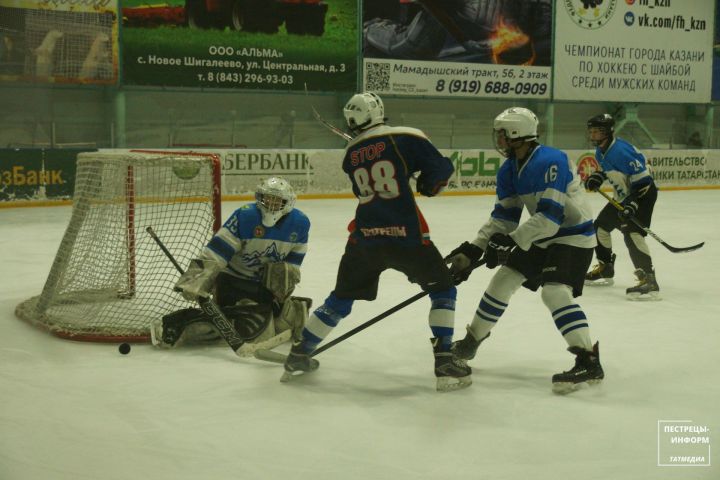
[255,177,296,227]
[343,92,385,132]
[493,107,539,156]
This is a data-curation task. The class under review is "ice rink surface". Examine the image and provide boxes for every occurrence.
[1,191,718,480]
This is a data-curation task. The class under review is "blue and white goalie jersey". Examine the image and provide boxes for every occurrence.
[202,204,310,282]
[473,145,596,251]
[595,137,654,201]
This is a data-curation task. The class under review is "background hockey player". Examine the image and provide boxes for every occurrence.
[152,177,311,355]
[583,114,660,300]
[447,107,604,394]
[283,91,471,392]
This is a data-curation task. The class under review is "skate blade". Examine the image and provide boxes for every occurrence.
[280,369,316,383]
[280,371,296,383]
[584,278,614,286]
[626,291,661,301]
[436,375,472,392]
[552,378,603,395]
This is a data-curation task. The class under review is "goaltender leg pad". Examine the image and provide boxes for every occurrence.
[263,262,301,303]
[275,296,312,341]
[224,301,274,341]
[152,307,206,347]
[153,301,275,348]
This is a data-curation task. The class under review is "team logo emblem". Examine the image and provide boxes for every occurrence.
[576,153,600,181]
[254,225,265,238]
[289,232,298,242]
[564,0,617,30]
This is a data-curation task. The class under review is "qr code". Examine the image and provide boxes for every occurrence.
[365,62,390,92]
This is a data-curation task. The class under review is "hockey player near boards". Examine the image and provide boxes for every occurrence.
[583,114,660,300]
[284,91,471,392]
[152,177,312,354]
[447,107,604,394]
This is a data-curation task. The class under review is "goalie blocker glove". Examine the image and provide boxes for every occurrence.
[174,256,223,302]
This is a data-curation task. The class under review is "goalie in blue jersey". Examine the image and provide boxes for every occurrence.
[284,91,471,392]
[152,177,312,356]
[447,107,605,394]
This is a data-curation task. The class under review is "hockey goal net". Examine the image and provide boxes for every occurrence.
[15,150,222,342]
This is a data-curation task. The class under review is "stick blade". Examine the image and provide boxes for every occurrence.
[666,241,704,254]
[253,349,288,364]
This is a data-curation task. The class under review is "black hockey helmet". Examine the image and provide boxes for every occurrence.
[587,113,614,147]
[587,113,614,133]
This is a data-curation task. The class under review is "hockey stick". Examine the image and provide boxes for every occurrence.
[254,259,486,364]
[304,83,354,142]
[146,227,247,352]
[596,190,704,253]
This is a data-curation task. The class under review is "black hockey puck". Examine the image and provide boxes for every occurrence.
[118,343,131,355]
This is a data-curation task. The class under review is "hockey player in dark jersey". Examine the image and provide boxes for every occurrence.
[284,91,471,392]
[152,177,312,355]
[583,114,660,299]
[447,107,604,394]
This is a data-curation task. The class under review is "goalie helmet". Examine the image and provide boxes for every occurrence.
[255,177,296,227]
[493,107,538,157]
[587,113,614,147]
[343,92,385,133]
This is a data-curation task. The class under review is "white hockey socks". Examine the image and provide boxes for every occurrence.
[468,267,524,340]
[541,282,593,352]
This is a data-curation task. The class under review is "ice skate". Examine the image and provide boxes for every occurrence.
[451,326,490,361]
[281,342,319,382]
[626,268,660,301]
[432,338,472,392]
[584,254,615,286]
[552,342,604,394]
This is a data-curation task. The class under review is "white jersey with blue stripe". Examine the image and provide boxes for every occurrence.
[595,137,653,202]
[472,145,596,251]
[202,203,310,282]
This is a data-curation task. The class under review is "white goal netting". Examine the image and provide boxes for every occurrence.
[15,151,222,342]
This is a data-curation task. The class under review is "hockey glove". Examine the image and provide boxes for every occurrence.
[584,171,606,192]
[618,198,639,221]
[174,257,222,302]
[446,241,484,283]
[485,233,517,269]
[416,173,447,197]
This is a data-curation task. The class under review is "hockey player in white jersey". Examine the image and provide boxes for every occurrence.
[446,107,604,394]
[152,177,311,355]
